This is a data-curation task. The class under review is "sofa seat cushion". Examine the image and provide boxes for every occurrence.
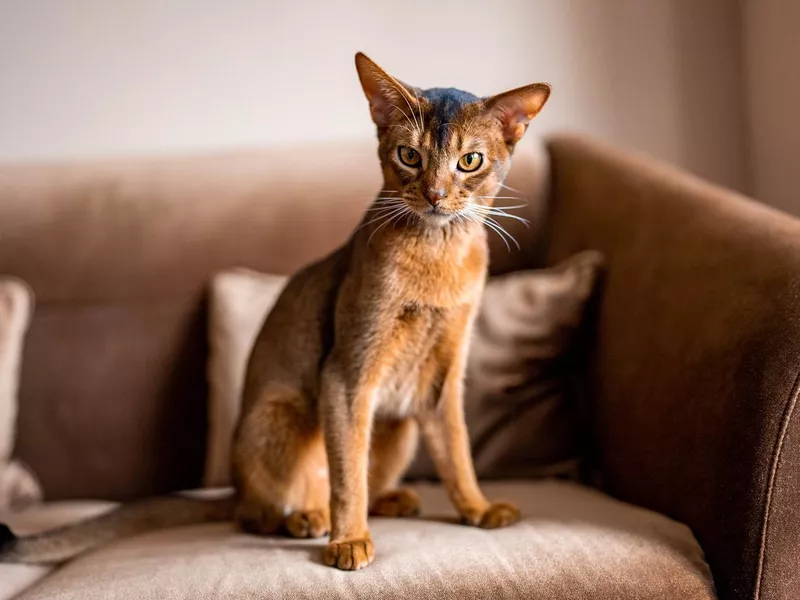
[4,481,715,600]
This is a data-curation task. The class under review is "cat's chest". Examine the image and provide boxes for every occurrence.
[378,235,487,309]
[373,304,445,418]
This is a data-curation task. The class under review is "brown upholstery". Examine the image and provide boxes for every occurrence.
[0,141,546,500]
[545,135,800,600]
[2,134,797,599]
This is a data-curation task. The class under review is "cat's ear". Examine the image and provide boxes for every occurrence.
[485,83,551,146]
[355,52,420,129]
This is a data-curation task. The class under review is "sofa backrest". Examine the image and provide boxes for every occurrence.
[0,139,548,499]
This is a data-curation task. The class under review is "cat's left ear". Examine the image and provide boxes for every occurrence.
[485,83,551,146]
[355,52,420,129]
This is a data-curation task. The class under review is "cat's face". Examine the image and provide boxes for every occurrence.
[355,53,550,226]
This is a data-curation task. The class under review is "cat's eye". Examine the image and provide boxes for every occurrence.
[397,146,421,168]
[457,152,483,172]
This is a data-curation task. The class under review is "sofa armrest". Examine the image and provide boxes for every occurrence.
[544,135,800,600]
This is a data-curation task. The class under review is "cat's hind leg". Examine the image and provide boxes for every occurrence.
[233,386,330,539]
[368,418,421,518]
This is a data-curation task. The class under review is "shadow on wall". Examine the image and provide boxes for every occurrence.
[518,1,747,194]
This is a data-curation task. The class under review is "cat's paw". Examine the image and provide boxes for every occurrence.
[460,502,521,529]
[478,502,520,529]
[284,509,329,539]
[369,488,421,518]
[323,536,375,571]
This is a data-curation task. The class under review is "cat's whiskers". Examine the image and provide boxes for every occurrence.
[388,124,417,136]
[383,80,422,137]
[471,204,531,228]
[364,199,407,214]
[438,121,465,136]
[483,218,518,251]
[362,194,402,208]
[458,206,490,231]
[389,104,421,138]
[397,85,422,135]
[360,204,409,232]
[366,196,400,206]
[364,201,406,213]
[367,204,412,246]
[499,182,525,194]
[411,88,425,134]
[463,205,521,252]
[477,196,527,202]
[474,195,531,227]
[366,206,400,216]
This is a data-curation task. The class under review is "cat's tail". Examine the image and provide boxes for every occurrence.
[0,493,235,564]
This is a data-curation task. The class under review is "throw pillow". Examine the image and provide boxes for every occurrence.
[0,277,42,511]
[204,269,287,487]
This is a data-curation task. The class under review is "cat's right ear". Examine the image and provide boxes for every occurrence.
[355,52,419,129]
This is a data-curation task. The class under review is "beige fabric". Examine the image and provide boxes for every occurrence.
[205,269,287,487]
[0,501,112,600]
[5,481,714,600]
[0,278,41,512]
[205,252,603,485]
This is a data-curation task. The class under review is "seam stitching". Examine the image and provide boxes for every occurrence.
[754,367,800,600]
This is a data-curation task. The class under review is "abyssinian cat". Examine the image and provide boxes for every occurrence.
[0,53,550,571]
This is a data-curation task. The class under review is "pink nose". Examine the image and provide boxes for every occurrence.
[425,187,446,206]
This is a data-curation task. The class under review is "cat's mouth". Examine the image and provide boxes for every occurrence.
[422,205,457,223]
[402,197,466,224]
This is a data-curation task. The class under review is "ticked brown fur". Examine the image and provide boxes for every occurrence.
[232,53,550,570]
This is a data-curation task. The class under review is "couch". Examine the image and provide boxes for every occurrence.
[0,135,798,599]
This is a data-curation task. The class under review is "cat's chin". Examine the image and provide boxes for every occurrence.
[423,212,453,225]
[417,207,459,227]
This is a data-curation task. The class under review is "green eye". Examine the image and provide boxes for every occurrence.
[458,152,483,172]
[398,146,421,167]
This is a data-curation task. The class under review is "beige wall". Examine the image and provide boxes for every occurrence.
[743,0,800,213]
[0,1,746,191]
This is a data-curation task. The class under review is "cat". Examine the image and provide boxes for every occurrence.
[0,52,550,571]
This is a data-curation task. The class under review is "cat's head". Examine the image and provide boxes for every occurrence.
[355,52,549,226]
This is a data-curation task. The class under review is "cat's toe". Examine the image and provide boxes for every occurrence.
[323,536,375,570]
[284,509,329,538]
[369,488,420,518]
[478,502,520,529]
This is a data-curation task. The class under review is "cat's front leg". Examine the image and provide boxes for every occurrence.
[419,312,521,529]
[319,362,376,571]
[419,388,520,528]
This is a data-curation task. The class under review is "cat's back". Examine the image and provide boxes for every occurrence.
[242,244,351,409]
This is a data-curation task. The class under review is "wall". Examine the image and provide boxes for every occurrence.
[0,0,747,191]
[742,0,800,213]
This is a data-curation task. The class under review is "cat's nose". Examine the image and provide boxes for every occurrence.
[424,187,446,206]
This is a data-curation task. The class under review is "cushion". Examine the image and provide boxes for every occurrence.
[205,251,604,486]
[0,502,112,600]
[205,269,287,487]
[4,481,715,600]
[0,278,41,512]
[411,249,604,480]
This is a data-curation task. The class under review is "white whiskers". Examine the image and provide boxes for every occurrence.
[462,199,529,252]
[388,104,419,137]
[364,199,406,213]
[356,187,527,253]
[499,182,525,194]
[366,203,413,246]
